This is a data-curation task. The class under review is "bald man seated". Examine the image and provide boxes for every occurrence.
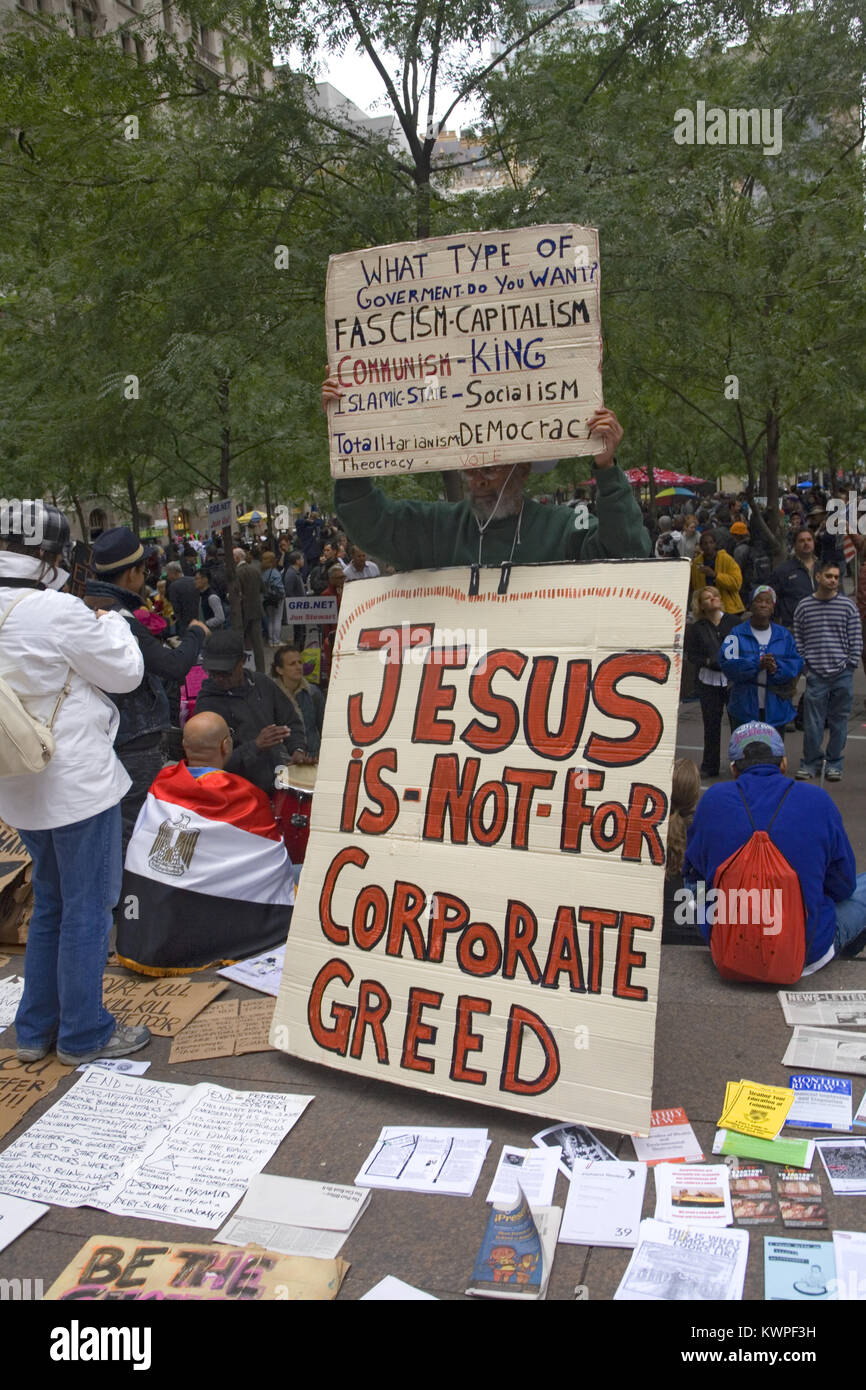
[117,712,296,974]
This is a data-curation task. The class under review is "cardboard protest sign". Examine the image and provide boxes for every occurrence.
[0,1051,72,1140]
[102,974,227,1037]
[326,224,601,478]
[0,820,32,945]
[272,561,690,1135]
[168,998,275,1063]
[44,1235,348,1300]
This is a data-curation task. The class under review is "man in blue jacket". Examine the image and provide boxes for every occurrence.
[684,723,866,974]
[718,586,803,736]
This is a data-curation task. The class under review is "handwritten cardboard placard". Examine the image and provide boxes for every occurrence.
[0,1051,73,1140]
[326,223,601,478]
[272,561,689,1135]
[168,998,275,1063]
[103,974,227,1037]
[44,1234,348,1301]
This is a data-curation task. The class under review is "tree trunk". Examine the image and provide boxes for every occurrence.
[217,375,238,598]
[71,495,88,542]
[414,146,462,503]
[765,404,781,543]
[263,476,273,550]
[126,470,140,536]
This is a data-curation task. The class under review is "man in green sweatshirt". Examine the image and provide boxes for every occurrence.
[322,377,650,569]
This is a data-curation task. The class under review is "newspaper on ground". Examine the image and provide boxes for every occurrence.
[782,1026,866,1076]
[778,990,866,1028]
[653,1163,732,1228]
[466,1187,561,1301]
[0,1191,48,1253]
[713,1129,815,1170]
[216,1173,370,1261]
[764,1237,836,1301]
[560,1159,646,1248]
[630,1107,703,1166]
[718,1080,794,1140]
[355,1127,489,1197]
[614,1219,749,1301]
[361,1276,438,1301]
[0,1067,312,1228]
[532,1122,617,1178]
[43,1234,347,1301]
[815,1138,866,1195]
[784,1075,852,1132]
[0,976,24,1030]
[218,946,286,998]
[832,1230,866,1301]
[485,1145,560,1209]
[729,1165,778,1226]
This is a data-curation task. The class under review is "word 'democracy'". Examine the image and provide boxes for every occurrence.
[273,562,690,1134]
[325,224,602,478]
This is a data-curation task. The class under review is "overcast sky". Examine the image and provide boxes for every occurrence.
[294,41,483,132]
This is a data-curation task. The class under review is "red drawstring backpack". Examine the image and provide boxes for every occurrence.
[710,783,807,984]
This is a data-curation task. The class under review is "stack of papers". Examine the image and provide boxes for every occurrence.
[485,1146,560,1208]
[815,1139,866,1195]
[361,1277,437,1301]
[614,1219,749,1301]
[355,1127,489,1196]
[713,1129,815,1169]
[218,946,286,997]
[216,1174,370,1259]
[466,1189,561,1301]
[654,1163,732,1228]
[778,990,866,1027]
[718,1080,794,1140]
[785,1075,852,1132]
[0,976,24,1030]
[777,1169,826,1228]
[783,1027,866,1076]
[856,1091,866,1128]
[560,1160,646,1248]
[764,1237,836,1301]
[0,1193,48,1253]
[730,1165,778,1225]
[630,1107,703,1165]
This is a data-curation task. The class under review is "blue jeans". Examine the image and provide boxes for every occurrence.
[16,804,122,1056]
[835,873,866,953]
[801,669,854,773]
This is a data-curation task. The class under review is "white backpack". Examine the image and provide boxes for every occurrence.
[0,593,72,777]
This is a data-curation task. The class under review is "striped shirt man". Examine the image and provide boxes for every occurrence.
[793,592,862,677]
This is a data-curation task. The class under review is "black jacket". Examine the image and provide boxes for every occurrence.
[84,579,205,746]
[684,613,739,673]
[767,556,817,628]
[195,671,306,792]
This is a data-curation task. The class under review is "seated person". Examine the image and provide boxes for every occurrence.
[194,629,311,793]
[117,712,295,974]
[684,722,866,979]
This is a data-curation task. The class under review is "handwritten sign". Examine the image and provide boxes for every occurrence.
[102,973,226,1037]
[45,1235,348,1301]
[207,498,235,532]
[0,1068,313,1227]
[326,224,601,478]
[168,998,275,1063]
[0,1052,72,1140]
[272,561,689,1135]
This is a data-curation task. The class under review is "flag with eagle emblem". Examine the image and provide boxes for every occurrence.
[118,761,294,975]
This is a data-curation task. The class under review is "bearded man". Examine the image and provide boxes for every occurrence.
[322,376,649,569]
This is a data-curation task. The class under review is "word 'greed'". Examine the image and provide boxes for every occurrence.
[308,627,671,1096]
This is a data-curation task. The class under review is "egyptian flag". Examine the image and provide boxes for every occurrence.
[118,761,294,976]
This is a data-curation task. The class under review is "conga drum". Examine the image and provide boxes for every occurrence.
[272,762,318,864]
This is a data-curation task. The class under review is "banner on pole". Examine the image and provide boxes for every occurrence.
[272,561,690,1134]
[325,224,602,479]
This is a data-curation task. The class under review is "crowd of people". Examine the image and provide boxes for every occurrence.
[1,426,864,1071]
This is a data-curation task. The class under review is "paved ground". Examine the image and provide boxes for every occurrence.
[1,678,864,1303]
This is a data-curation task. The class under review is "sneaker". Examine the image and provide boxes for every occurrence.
[795,768,815,780]
[57,1023,151,1067]
[16,1042,53,1062]
[825,768,843,782]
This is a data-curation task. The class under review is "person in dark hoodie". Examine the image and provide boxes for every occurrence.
[194,630,310,793]
[85,527,209,851]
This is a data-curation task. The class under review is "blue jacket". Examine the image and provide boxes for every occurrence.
[718,621,803,728]
[684,764,856,968]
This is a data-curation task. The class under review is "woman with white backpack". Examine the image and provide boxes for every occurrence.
[0,504,151,1066]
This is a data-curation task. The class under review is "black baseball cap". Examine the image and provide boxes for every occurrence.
[202,630,245,672]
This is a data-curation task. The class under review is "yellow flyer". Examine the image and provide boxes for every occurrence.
[718,1079,794,1140]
